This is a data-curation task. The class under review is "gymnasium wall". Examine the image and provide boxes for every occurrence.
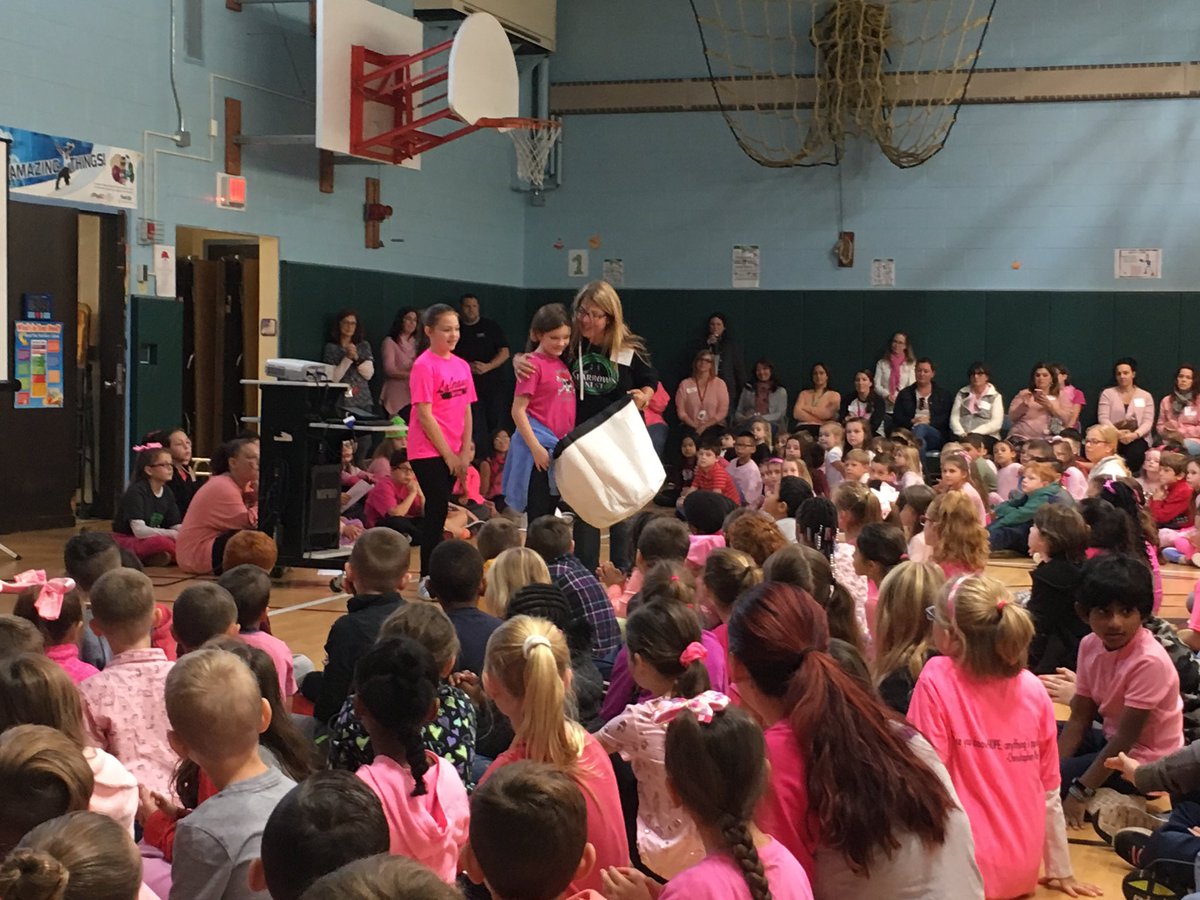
[524,0,1200,292]
[0,0,528,287]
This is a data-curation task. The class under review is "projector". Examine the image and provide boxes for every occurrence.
[265,359,335,383]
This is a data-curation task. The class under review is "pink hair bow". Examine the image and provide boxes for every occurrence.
[679,641,707,666]
[1103,478,1117,495]
[0,569,75,621]
[653,690,731,726]
[132,442,163,453]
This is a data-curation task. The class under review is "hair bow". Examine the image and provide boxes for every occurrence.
[679,641,707,666]
[652,690,731,726]
[0,569,75,621]
[1103,478,1117,495]
[132,442,163,453]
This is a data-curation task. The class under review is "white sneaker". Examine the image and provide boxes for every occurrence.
[417,575,432,600]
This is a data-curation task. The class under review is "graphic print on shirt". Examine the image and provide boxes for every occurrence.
[578,351,619,397]
[556,369,575,397]
[437,373,472,401]
[147,511,164,528]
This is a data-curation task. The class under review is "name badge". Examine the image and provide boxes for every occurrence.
[616,348,634,367]
[977,401,991,413]
[1133,398,1146,408]
[1186,408,1197,419]
[697,409,708,421]
[686,386,697,394]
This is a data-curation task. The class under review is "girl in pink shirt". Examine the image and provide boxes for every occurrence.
[908,575,1099,899]
[11,582,99,686]
[852,522,908,641]
[926,491,990,581]
[354,636,469,883]
[409,304,477,579]
[939,452,987,525]
[509,303,576,522]
[597,603,712,879]
[599,702,814,900]
[479,616,629,895]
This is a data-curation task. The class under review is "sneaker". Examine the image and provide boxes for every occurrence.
[143,551,172,568]
[329,573,345,594]
[1090,789,1156,844]
[1113,827,1152,867]
[417,576,432,600]
[1163,548,1186,565]
[1122,864,1191,899]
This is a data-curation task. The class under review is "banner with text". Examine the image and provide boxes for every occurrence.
[2,125,139,209]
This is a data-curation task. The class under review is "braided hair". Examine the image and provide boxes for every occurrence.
[355,637,440,796]
[665,707,771,900]
[797,497,837,560]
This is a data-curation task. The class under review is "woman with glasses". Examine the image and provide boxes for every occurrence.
[1096,356,1155,473]
[512,281,658,573]
[873,332,916,418]
[1082,423,1131,481]
[675,350,729,437]
[949,362,1004,445]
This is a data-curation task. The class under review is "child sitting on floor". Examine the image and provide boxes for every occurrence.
[219,564,298,704]
[681,490,734,572]
[990,439,1022,507]
[1149,450,1193,529]
[684,434,741,506]
[171,583,239,654]
[897,484,935,563]
[987,460,1067,555]
[11,580,97,685]
[762,475,814,544]
[0,810,147,900]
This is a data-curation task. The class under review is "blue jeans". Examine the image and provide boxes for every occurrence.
[1059,723,1142,798]
[1145,797,1200,871]
[1185,439,1200,456]
[647,422,668,461]
[574,515,632,573]
[912,423,945,454]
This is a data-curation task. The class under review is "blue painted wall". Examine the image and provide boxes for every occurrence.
[0,0,528,286]
[526,0,1200,290]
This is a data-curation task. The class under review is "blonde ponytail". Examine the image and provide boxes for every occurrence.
[484,616,583,769]
[936,575,1034,678]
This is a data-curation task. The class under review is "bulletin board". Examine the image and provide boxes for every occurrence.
[13,321,65,409]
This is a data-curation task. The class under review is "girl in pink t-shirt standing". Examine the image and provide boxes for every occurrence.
[908,575,1099,899]
[600,702,814,900]
[508,303,576,522]
[409,304,477,580]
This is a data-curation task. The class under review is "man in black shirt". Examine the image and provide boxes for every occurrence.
[891,357,953,453]
[454,293,511,452]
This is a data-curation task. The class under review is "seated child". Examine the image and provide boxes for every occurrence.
[990,439,1022,507]
[938,450,987,525]
[842,448,871,485]
[427,539,500,677]
[77,569,176,797]
[1026,504,1090,674]
[698,548,763,652]
[728,432,764,505]
[962,434,998,495]
[0,810,147,900]
[327,602,477,788]
[1052,439,1089,501]
[818,422,845,492]
[897,484,935,563]
[1139,448,1163,500]
[891,446,924,491]
[165,648,297,899]
[598,703,815,900]
[363,451,424,542]
[987,461,1066,554]
[1149,450,1192,529]
[171,583,239,654]
[11,581,97,684]
[219,565,297,702]
[0,654,138,834]
[853,522,908,636]
[252,771,389,900]
[684,434,740,506]
[476,517,520,577]
[312,529,410,724]
[762,476,814,543]
[112,444,182,567]
[453,442,490,521]
[1059,555,1183,827]
[525,517,621,661]
[0,617,42,658]
[681,490,735,571]
[466,761,599,900]
[0,724,93,854]
[479,428,509,513]
[352,637,469,882]
[64,532,122,670]
[300,855,461,900]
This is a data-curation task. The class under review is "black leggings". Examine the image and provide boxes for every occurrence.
[377,515,423,545]
[525,467,556,523]
[411,457,453,576]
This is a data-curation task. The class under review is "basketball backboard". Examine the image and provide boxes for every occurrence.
[447,12,519,126]
[316,0,425,169]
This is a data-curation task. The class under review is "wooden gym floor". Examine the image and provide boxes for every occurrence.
[2,523,1196,896]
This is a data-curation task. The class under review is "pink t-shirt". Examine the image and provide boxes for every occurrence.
[483,733,628,894]
[454,466,484,504]
[597,697,706,879]
[757,721,818,876]
[907,656,1058,899]
[1075,627,1183,763]
[78,648,176,797]
[238,629,297,698]
[408,350,477,460]
[364,477,423,527]
[516,350,577,438]
[46,642,100,685]
[956,483,987,525]
[660,839,814,900]
[175,474,257,575]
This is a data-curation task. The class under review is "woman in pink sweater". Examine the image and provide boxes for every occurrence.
[380,308,419,419]
[676,351,729,436]
[175,437,259,575]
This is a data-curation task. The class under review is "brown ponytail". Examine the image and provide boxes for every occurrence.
[625,602,710,700]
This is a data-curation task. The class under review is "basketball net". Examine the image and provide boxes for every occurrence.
[484,117,561,190]
[689,0,996,168]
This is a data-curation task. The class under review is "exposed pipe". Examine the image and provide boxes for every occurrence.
[169,0,190,146]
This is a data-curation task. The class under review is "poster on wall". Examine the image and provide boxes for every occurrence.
[1114,248,1161,279]
[602,258,624,286]
[13,321,65,409]
[871,258,896,287]
[2,125,140,210]
[732,245,760,288]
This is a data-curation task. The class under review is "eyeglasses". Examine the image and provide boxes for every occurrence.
[577,308,607,321]
[1084,438,1104,444]
[149,462,173,468]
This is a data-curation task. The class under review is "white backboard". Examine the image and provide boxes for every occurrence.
[316,0,425,168]
[448,13,519,125]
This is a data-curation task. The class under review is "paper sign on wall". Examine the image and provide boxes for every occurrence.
[2,124,140,210]
[732,245,760,288]
[568,249,589,278]
[871,258,896,287]
[153,245,176,298]
[13,321,65,409]
[603,258,624,286]
[1115,248,1161,279]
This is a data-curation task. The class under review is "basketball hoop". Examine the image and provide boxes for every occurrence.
[481,117,561,191]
